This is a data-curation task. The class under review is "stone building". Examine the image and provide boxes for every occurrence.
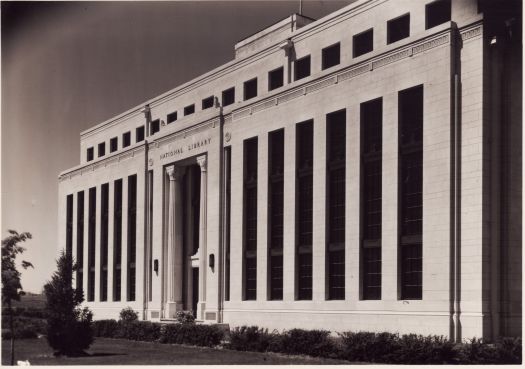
[58,0,521,341]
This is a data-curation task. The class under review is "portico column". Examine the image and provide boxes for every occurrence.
[196,155,207,320]
[165,165,185,317]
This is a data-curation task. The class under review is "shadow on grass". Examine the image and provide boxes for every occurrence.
[53,351,126,358]
[89,353,126,357]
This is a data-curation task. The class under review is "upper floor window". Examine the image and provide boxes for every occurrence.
[244,78,258,100]
[202,96,214,110]
[87,147,94,162]
[222,87,235,107]
[167,111,177,124]
[184,104,195,116]
[150,119,160,135]
[110,137,118,153]
[322,43,340,70]
[136,126,145,142]
[425,0,451,29]
[295,55,311,81]
[353,28,373,58]
[122,132,131,148]
[98,142,106,157]
[268,66,284,91]
[387,13,410,44]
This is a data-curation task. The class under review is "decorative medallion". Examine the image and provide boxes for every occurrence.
[225,132,231,142]
[149,158,154,167]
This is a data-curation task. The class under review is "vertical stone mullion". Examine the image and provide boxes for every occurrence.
[346,105,360,301]
[94,184,102,302]
[382,92,399,301]
[283,126,296,301]
[107,180,115,305]
[312,114,327,301]
[229,142,243,302]
[197,156,208,319]
[121,176,129,303]
[257,134,269,301]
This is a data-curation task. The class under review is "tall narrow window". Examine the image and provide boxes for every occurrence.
[147,171,153,302]
[399,85,423,300]
[113,179,122,301]
[361,98,382,300]
[326,110,346,300]
[87,187,96,302]
[66,194,73,258]
[268,129,284,300]
[296,120,313,300]
[224,147,231,301]
[136,126,145,142]
[76,191,84,292]
[100,183,109,301]
[122,132,131,148]
[127,174,137,301]
[87,147,94,162]
[243,138,258,300]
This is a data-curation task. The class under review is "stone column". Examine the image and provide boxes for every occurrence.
[165,165,185,317]
[196,155,207,320]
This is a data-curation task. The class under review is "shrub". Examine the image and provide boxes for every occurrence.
[121,321,162,342]
[119,307,139,323]
[278,329,336,358]
[228,326,279,352]
[44,253,93,355]
[495,337,522,364]
[92,319,119,338]
[339,331,400,362]
[175,311,195,325]
[160,324,224,347]
[394,334,456,364]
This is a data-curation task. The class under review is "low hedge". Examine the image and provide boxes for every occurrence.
[160,324,223,347]
[1,316,47,339]
[92,319,224,347]
[227,326,279,352]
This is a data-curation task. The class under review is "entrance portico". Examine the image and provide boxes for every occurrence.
[162,154,207,319]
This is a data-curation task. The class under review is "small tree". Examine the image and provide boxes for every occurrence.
[44,251,93,356]
[2,230,33,365]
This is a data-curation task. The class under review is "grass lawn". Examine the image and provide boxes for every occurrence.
[2,337,355,365]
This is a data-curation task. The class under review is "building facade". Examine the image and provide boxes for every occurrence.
[58,0,522,341]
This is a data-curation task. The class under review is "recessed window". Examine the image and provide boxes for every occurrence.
[353,28,373,58]
[150,119,160,135]
[387,14,410,44]
[295,55,311,81]
[136,126,145,142]
[425,0,451,29]
[322,43,340,70]
[98,142,106,157]
[268,67,284,91]
[167,111,177,124]
[222,87,235,107]
[110,137,118,153]
[202,96,214,110]
[87,147,94,161]
[244,78,258,100]
[122,132,131,148]
[184,104,195,116]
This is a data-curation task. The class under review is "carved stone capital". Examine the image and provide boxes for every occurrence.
[166,165,185,181]
[197,155,207,172]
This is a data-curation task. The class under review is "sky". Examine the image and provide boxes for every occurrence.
[2,0,352,293]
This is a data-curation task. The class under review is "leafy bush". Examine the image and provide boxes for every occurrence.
[160,324,224,347]
[279,329,336,358]
[92,319,119,338]
[120,321,162,342]
[228,326,279,352]
[495,337,522,364]
[339,331,399,362]
[175,311,195,325]
[119,307,139,323]
[395,334,456,364]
